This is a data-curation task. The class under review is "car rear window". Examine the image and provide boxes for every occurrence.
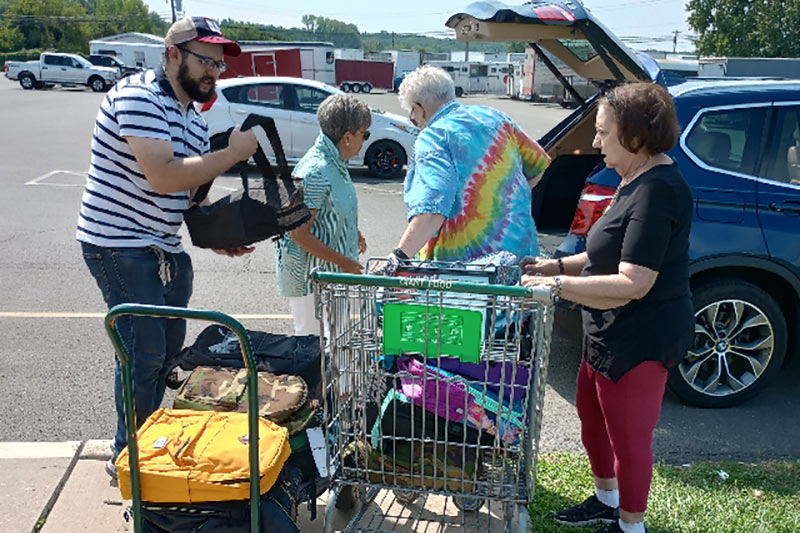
[224,84,287,109]
[295,86,330,113]
[685,107,767,176]
[762,106,800,185]
[558,39,598,62]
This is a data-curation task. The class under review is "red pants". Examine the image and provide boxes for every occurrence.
[576,359,667,513]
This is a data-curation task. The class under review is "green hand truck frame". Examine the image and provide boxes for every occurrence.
[104,304,262,533]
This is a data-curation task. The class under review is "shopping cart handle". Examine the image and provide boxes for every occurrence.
[311,270,553,301]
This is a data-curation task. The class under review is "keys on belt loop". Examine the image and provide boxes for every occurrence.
[152,246,171,286]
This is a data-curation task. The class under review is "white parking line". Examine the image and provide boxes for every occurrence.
[0,312,292,320]
[25,170,87,186]
[25,170,238,192]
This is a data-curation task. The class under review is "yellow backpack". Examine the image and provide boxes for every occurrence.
[115,408,290,503]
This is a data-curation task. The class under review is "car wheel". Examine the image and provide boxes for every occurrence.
[350,83,361,93]
[668,278,787,408]
[361,82,373,93]
[19,73,35,90]
[89,76,106,92]
[365,140,407,180]
[341,83,351,93]
[455,86,464,97]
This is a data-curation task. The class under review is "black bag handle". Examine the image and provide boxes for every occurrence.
[192,115,293,205]
[240,114,291,182]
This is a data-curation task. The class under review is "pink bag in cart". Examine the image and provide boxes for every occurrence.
[396,356,524,444]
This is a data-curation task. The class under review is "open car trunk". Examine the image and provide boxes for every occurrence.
[446,1,662,233]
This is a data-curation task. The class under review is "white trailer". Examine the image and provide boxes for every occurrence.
[391,50,421,77]
[425,60,511,96]
[237,41,335,85]
[89,33,165,69]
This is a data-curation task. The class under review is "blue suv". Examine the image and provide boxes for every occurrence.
[448,2,800,407]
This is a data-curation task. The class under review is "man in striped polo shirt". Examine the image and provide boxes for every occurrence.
[76,16,257,476]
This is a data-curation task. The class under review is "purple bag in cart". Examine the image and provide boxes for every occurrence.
[435,357,532,404]
[396,356,524,445]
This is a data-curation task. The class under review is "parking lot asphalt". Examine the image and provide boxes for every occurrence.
[0,80,798,471]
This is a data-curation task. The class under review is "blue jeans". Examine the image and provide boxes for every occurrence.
[81,242,193,457]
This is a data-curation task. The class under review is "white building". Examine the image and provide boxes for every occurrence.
[89,32,165,69]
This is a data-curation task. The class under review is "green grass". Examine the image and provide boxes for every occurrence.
[529,453,800,533]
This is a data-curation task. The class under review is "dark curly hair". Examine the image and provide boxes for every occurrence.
[601,82,680,155]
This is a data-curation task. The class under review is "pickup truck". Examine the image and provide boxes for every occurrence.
[87,54,142,78]
[4,52,119,91]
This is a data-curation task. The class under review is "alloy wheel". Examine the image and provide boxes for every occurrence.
[679,299,775,399]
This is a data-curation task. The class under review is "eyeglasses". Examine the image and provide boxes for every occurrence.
[178,46,227,73]
[408,102,423,128]
[360,130,371,141]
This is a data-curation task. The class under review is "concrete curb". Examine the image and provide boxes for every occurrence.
[0,441,81,459]
[81,440,114,460]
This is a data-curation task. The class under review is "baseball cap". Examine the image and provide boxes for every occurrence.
[164,16,241,57]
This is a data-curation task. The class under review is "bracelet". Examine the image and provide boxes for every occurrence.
[553,276,563,299]
[391,247,409,260]
[557,257,565,275]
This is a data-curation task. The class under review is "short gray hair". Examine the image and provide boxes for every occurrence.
[398,65,455,112]
[317,94,372,144]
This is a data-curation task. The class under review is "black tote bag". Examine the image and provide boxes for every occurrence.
[183,115,310,249]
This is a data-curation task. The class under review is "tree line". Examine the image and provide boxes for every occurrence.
[2,0,797,61]
[0,0,167,54]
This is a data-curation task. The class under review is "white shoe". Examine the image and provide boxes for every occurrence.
[105,457,118,483]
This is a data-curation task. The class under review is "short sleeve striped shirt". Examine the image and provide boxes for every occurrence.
[276,134,359,298]
[76,67,210,253]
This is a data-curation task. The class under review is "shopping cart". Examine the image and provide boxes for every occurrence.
[312,263,554,533]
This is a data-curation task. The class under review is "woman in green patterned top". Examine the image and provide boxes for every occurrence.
[277,94,370,335]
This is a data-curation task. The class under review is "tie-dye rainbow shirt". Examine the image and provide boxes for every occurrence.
[404,101,551,262]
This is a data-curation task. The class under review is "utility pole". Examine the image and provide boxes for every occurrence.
[672,30,680,54]
[465,41,469,62]
[391,31,395,49]
[170,0,177,23]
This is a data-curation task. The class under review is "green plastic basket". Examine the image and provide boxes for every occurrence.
[382,302,483,363]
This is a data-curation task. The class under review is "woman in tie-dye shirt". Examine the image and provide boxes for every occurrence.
[388,65,551,264]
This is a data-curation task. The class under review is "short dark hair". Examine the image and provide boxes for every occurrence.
[601,82,680,155]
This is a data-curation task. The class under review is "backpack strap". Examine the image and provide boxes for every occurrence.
[192,114,294,206]
[241,114,294,207]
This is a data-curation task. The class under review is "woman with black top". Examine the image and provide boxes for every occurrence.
[521,82,693,533]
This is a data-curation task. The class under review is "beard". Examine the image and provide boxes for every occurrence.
[177,58,216,103]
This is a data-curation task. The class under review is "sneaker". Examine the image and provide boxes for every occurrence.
[105,457,118,483]
[593,520,648,533]
[553,494,619,526]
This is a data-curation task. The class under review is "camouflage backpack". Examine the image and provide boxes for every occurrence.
[174,367,311,431]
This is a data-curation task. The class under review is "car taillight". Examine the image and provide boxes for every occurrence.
[197,92,217,113]
[567,182,617,237]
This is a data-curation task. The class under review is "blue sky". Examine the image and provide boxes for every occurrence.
[143,0,695,51]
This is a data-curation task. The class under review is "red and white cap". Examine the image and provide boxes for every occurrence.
[164,16,241,57]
